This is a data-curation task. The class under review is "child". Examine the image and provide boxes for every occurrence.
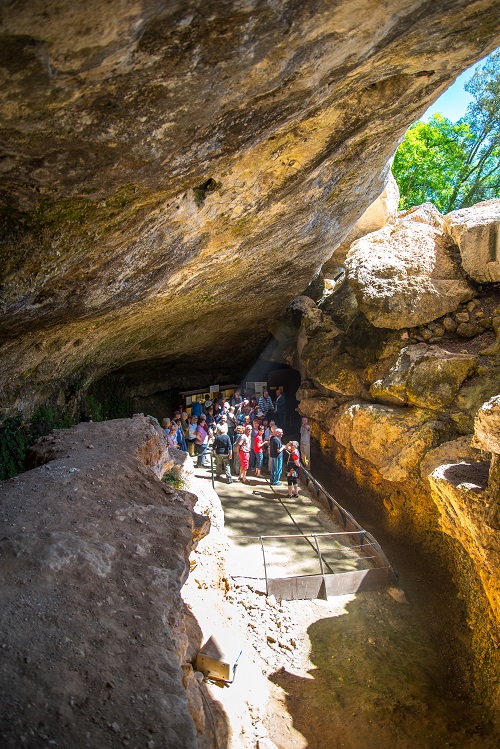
[285,441,301,498]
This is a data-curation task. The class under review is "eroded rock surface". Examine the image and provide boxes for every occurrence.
[1,1,500,415]
[428,396,500,641]
[0,416,219,749]
[443,199,500,282]
[344,220,475,328]
[370,344,478,409]
[288,195,500,713]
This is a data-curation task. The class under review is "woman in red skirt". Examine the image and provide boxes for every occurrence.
[236,424,252,483]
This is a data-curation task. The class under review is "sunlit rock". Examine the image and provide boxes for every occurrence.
[345,221,475,328]
[297,395,346,424]
[370,343,477,409]
[429,395,500,647]
[399,202,444,230]
[324,172,400,267]
[443,199,500,282]
[419,435,482,479]
[473,394,500,455]
[328,400,447,482]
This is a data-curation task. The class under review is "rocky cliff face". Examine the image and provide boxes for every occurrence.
[1,1,500,416]
[0,415,225,748]
[288,197,500,712]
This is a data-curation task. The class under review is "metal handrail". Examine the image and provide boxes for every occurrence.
[239,531,370,541]
[300,466,393,571]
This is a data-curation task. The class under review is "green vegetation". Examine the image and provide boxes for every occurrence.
[86,381,134,421]
[193,178,220,207]
[0,405,77,481]
[0,386,136,480]
[393,50,500,212]
[0,417,33,480]
[84,395,103,422]
[162,464,185,490]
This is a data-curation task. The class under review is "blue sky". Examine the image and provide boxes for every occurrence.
[421,60,484,122]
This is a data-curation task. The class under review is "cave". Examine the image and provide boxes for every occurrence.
[1,2,500,747]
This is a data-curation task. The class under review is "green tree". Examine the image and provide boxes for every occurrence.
[393,50,500,212]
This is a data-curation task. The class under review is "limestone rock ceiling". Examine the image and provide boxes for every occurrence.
[1,0,500,414]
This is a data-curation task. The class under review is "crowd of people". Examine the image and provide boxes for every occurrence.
[161,388,311,496]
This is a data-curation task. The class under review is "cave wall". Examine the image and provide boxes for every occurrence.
[288,198,500,713]
[1,1,500,417]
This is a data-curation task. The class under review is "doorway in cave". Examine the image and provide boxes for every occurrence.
[267,365,301,436]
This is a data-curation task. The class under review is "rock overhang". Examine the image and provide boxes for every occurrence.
[1,0,500,415]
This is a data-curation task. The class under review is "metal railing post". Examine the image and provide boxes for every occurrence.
[260,536,269,596]
[312,534,327,596]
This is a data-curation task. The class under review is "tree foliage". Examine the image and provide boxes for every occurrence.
[393,50,500,213]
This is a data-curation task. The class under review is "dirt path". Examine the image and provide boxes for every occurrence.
[184,463,499,749]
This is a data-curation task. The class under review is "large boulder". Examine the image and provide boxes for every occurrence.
[345,220,475,328]
[320,272,360,331]
[0,416,214,748]
[419,435,483,479]
[454,361,500,432]
[443,199,500,282]
[301,328,363,397]
[297,395,346,424]
[370,343,477,409]
[398,202,445,230]
[473,395,500,455]
[428,396,500,644]
[327,400,447,482]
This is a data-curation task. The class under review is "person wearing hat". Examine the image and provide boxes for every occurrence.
[216,415,228,435]
[285,441,301,497]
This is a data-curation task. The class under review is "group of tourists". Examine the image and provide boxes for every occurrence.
[162,388,311,497]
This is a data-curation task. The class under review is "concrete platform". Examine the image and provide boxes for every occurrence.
[192,462,374,594]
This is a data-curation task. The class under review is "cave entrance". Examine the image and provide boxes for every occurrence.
[266,366,301,434]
